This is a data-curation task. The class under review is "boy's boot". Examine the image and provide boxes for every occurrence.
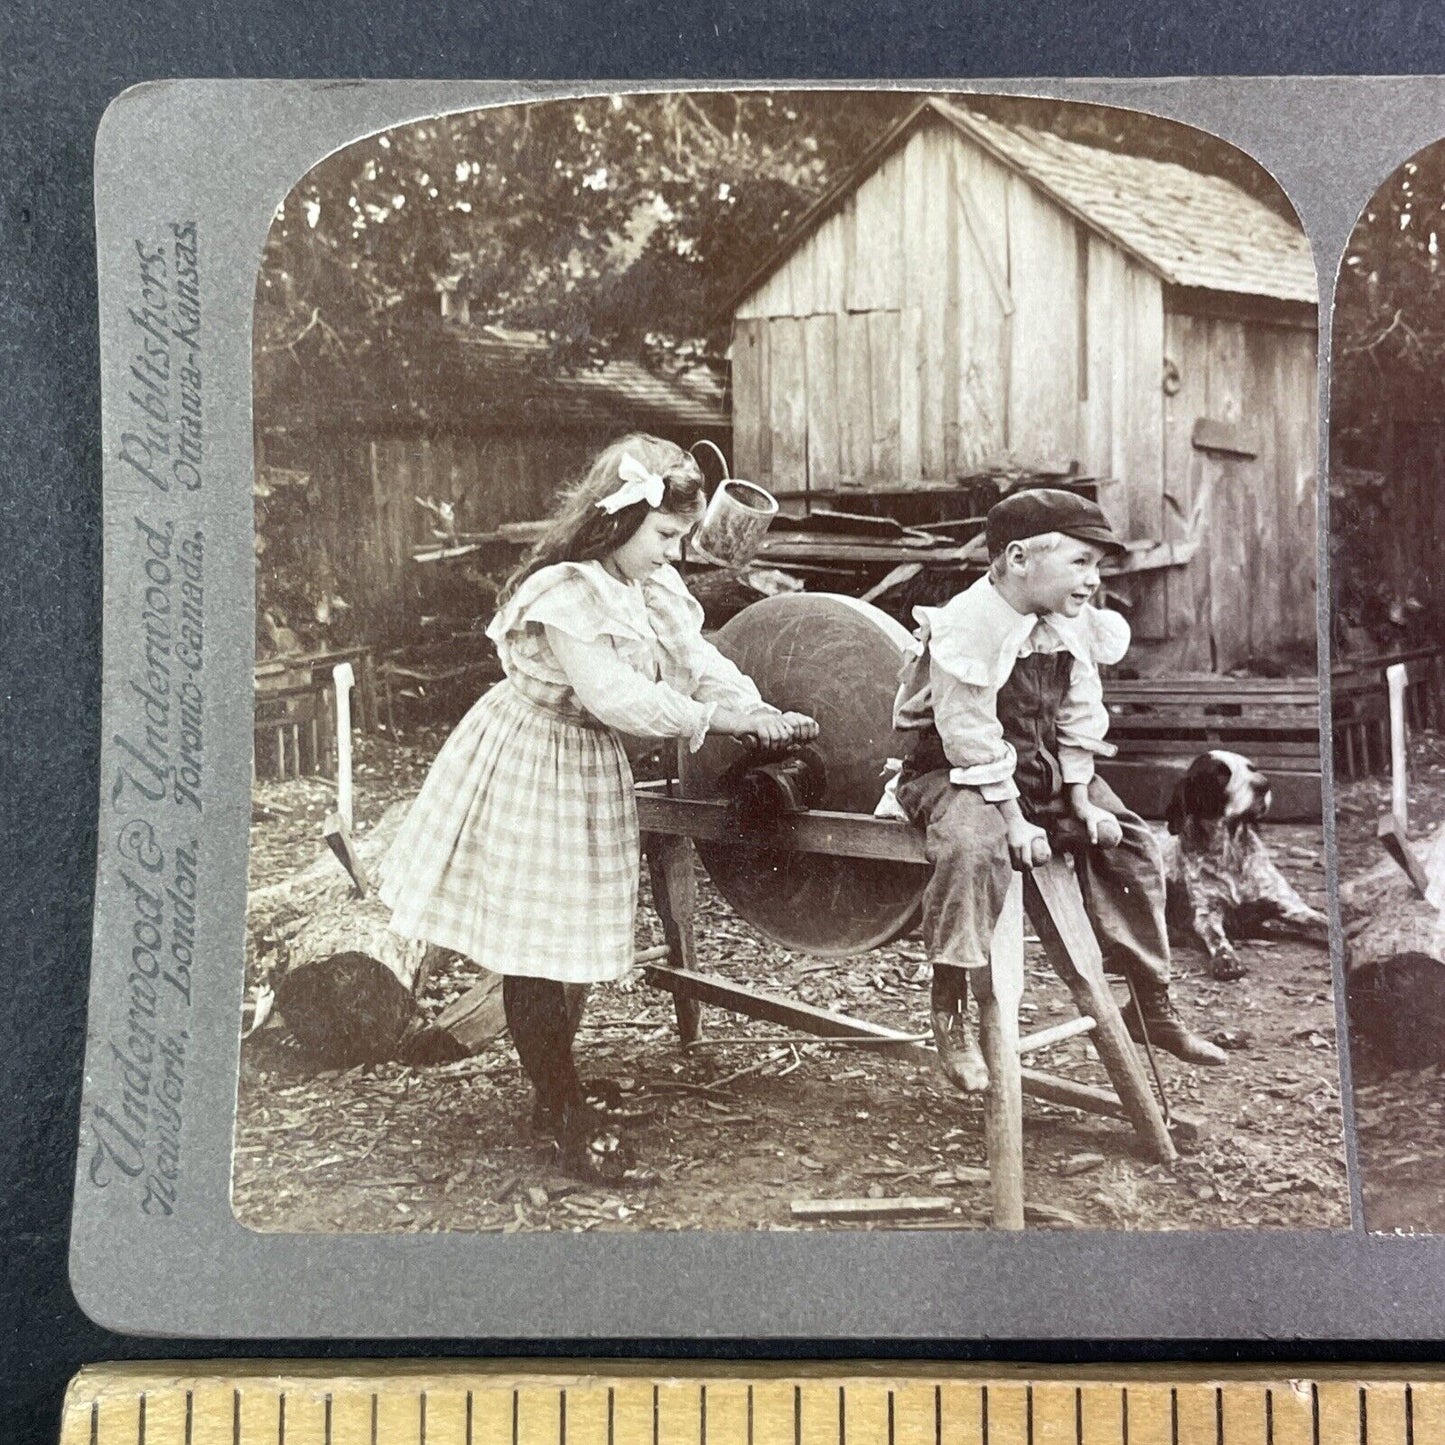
[1123,976,1227,1066]
[930,964,991,1093]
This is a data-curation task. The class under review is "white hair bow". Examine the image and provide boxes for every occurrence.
[595,453,666,514]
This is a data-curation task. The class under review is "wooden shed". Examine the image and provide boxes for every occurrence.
[727,97,1319,674]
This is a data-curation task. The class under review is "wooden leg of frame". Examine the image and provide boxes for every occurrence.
[644,831,703,1047]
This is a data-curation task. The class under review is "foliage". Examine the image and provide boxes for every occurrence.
[254,465,357,659]
[1334,138,1445,442]
[1329,140,1445,649]
[254,92,906,422]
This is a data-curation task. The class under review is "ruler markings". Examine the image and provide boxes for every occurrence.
[1318,1383,1373,1445]
[64,1376,1445,1445]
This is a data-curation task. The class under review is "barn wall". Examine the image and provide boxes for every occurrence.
[263,430,617,636]
[732,118,1165,559]
[1159,313,1318,670]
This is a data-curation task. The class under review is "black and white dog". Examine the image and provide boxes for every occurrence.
[1159,749,1331,981]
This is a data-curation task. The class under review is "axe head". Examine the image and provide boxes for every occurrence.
[1378,811,1431,900]
[324,811,371,897]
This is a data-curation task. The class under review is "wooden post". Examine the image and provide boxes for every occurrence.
[979,873,1026,1231]
[645,832,703,1046]
[1023,858,1176,1165]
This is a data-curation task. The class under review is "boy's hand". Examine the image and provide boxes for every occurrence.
[1005,817,1052,871]
[1072,799,1123,849]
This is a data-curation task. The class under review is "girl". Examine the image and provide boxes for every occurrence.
[378,434,817,1184]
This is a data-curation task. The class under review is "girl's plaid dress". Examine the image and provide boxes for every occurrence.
[377,561,769,982]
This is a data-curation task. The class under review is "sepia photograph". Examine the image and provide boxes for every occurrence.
[1332,137,1445,1233]
[235,89,1346,1235]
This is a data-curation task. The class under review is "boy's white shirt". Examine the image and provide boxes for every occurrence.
[876,574,1130,817]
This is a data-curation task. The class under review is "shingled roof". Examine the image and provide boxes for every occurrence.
[732,96,1317,315]
[931,99,1317,305]
[452,328,728,431]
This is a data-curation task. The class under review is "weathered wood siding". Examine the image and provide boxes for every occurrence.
[732,114,1318,671]
[733,119,1164,555]
[263,431,603,635]
[1160,314,1317,669]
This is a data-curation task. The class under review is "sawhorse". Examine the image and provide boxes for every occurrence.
[637,791,1178,1229]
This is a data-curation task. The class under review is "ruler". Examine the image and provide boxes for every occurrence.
[57,1365,1440,1445]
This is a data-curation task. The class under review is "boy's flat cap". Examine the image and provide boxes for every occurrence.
[985,487,1127,558]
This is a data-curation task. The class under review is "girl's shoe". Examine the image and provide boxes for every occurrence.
[529,1079,657,1135]
[555,1103,658,1188]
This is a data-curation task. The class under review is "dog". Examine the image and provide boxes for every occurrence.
[1158,749,1331,980]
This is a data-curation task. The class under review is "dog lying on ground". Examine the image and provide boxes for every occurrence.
[1157,749,1331,980]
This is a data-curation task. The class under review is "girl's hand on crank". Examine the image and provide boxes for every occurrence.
[779,711,819,743]
[745,711,795,749]
[712,707,791,748]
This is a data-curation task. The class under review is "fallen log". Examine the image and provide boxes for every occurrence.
[1341,818,1445,1073]
[249,794,595,1066]
[1340,817,1445,965]
[250,796,457,1067]
[271,895,433,1066]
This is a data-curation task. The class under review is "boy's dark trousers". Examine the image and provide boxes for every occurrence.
[894,651,1171,992]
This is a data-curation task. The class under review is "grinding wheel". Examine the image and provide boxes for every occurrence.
[681,592,928,955]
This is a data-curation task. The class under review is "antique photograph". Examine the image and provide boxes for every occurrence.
[1332,137,1445,1233]
[236,89,1346,1234]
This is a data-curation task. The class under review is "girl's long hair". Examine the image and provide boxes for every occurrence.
[498,433,706,605]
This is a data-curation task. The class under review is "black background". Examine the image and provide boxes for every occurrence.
[9,7,1445,1442]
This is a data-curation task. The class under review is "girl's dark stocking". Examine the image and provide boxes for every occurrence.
[502,976,584,1126]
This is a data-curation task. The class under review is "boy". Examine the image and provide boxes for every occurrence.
[887,488,1226,1092]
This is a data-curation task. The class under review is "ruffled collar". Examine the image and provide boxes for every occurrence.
[914,576,1130,680]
